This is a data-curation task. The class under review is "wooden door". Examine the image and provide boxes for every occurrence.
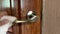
[12,0,42,34]
[0,0,42,34]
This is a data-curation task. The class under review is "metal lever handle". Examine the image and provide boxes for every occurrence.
[15,15,37,23]
[15,11,38,23]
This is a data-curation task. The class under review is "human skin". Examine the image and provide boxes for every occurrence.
[0,11,12,32]
[0,11,8,26]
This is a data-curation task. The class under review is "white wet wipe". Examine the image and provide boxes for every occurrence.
[0,16,17,34]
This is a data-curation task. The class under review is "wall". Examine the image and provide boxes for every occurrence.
[42,0,60,34]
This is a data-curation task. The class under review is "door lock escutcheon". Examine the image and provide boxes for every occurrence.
[15,11,38,23]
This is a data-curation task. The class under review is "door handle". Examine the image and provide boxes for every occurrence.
[15,11,38,23]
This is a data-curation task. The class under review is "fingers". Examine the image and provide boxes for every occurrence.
[0,19,9,26]
[8,27,13,32]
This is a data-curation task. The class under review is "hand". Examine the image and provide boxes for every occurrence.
[0,19,9,26]
[0,11,8,26]
[0,11,13,33]
[0,16,17,33]
[0,11,16,33]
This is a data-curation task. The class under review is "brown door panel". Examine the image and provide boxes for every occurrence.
[0,0,42,34]
[12,0,42,34]
[20,0,41,34]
